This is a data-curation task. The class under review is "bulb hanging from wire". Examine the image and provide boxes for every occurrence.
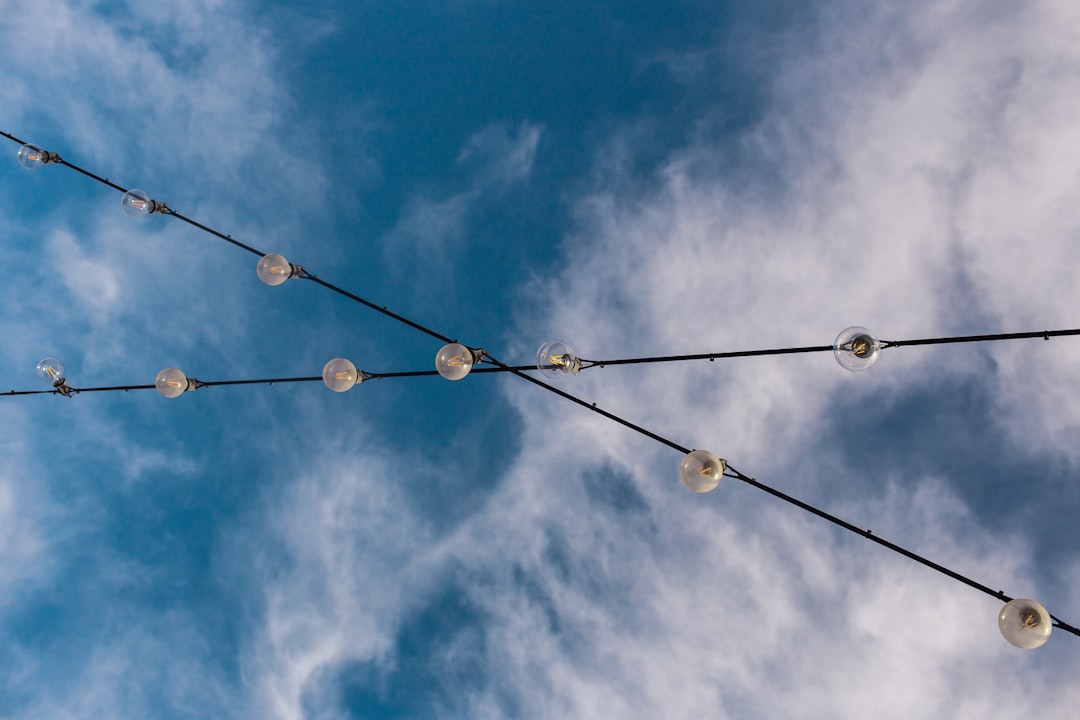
[679,450,725,493]
[536,340,581,378]
[998,598,1052,649]
[322,358,360,392]
[257,254,296,286]
[155,368,190,399]
[35,358,65,385]
[435,343,482,381]
[833,326,881,371]
[121,189,159,218]
[17,143,49,170]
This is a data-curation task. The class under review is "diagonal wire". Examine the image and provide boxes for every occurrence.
[6,131,1078,641]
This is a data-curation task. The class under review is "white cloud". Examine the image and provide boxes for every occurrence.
[383,122,543,285]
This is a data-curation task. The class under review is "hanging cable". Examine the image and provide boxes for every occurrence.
[7,131,1077,646]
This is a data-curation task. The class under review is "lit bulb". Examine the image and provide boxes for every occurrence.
[155,368,188,399]
[833,326,881,371]
[679,450,726,493]
[17,143,46,170]
[536,340,580,378]
[35,358,65,385]
[322,358,360,392]
[121,189,155,218]
[257,254,293,286]
[435,343,476,381]
[998,598,1052,649]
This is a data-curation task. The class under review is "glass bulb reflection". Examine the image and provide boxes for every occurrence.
[257,254,293,286]
[833,326,881,371]
[155,368,189,398]
[36,358,65,385]
[322,358,360,392]
[435,343,475,381]
[998,598,1052,649]
[121,189,154,218]
[17,144,46,170]
[679,450,725,493]
[536,340,580,378]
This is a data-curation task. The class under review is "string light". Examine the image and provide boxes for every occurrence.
[535,339,581,378]
[999,598,1053,649]
[834,326,881,371]
[121,188,169,217]
[257,253,305,286]
[322,358,361,392]
[679,450,726,493]
[6,130,1079,649]
[435,343,483,381]
[17,143,58,170]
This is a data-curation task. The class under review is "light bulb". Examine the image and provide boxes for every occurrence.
[155,368,188,399]
[35,358,65,385]
[435,343,476,381]
[17,143,46,170]
[679,450,726,493]
[998,598,1052,649]
[257,254,293,286]
[536,340,580,378]
[833,326,880,371]
[121,189,155,218]
[322,358,360,392]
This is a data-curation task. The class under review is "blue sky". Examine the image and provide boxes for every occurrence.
[2,1,1080,717]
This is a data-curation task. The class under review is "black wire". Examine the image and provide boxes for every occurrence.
[7,130,1078,641]
[883,328,1080,347]
[302,275,454,345]
[169,210,264,257]
[583,345,833,366]
[722,466,1079,637]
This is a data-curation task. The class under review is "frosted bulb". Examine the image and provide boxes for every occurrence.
[435,343,475,381]
[322,358,360,392]
[679,450,725,493]
[35,358,65,385]
[155,368,188,399]
[833,326,880,371]
[998,598,1052,649]
[257,254,293,286]
[121,189,154,217]
[17,143,46,170]
[536,340,580,378]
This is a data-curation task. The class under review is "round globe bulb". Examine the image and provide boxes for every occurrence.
[121,189,154,218]
[435,343,475,381]
[155,368,188,399]
[998,598,1052,649]
[257,254,293,286]
[35,358,65,385]
[536,340,579,378]
[322,358,360,392]
[833,326,881,371]
[17,143,46,170]
[679,450,726,493]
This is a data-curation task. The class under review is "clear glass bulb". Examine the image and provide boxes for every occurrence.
[536,340,579,378]
[998,598,1052,649]
[679,450,726,493]
[257,254,293,286]
[322,358,360,392]
[35,358,65,385]
[435,343,475,381]
[17,143,46,170]
[121,189,154,218]
[155,368,188,399]
[833,326,881,371]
